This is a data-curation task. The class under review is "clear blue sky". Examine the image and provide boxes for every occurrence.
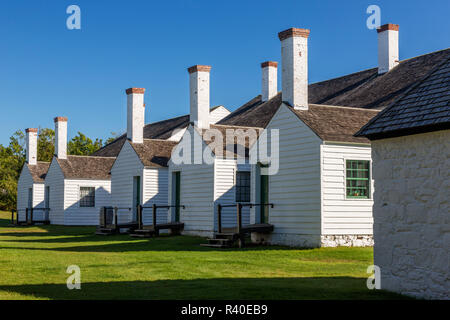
[1,0,449,145]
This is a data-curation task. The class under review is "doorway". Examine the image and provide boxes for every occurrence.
[172,172,181,222]
[133,176,141,221]
[260,174,269,224]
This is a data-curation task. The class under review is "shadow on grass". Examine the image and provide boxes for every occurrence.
[0,277,408,300]
[0,234,304,252]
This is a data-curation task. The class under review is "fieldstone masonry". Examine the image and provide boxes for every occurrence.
[321,235,373,247]
[371,130,449,299]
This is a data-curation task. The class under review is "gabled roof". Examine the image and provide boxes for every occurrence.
[196,124,263,158]
[356,55,450,139]
[92,114,189,157]
[93,106,229,158]
[129,139,178,168]
[27,162,50,183]
[56,155,116,180]
[289,104,380,144]
[218,48,450,129]
[218,94,282,129]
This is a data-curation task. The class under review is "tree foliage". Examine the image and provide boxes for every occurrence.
[0,128,109,210]
[68,132,103,156]
[0,131,26,210]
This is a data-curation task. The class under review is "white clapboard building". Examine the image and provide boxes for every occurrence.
[356,56,450,299]
[44,117,115,225]
[16,128,50,223]
[168,65,261,237]
[97,87,231,227]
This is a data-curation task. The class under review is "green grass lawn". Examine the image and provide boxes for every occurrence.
[0,211,405,300]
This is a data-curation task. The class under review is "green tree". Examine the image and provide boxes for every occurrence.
[68,132,103,156]
[37,128,55,162]
[0,131,26,210]
[104,132,120,146]
[0,128,105,210]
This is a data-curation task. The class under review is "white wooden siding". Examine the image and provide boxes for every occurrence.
[16,167,37,221]
[168,127,215,234]
[110,141,144,224]
[63,179,112,225]
[321,143,374,235]
[142,168,169,225]
[250,104,322,242]
[209,106,231,124]
[45,158,65,224]
[214,159,250,228]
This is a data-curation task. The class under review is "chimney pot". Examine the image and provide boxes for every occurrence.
[377,23,399,74]
[26,128,38,165]
[278,28,310,41]
[188,65,211,129]
[126,88,146,144]
[261,61,278,102]
[279,27,310,110]
[126,88,145,95]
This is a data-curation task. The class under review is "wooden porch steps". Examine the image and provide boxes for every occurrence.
[129,222,185,238]
[95,227,118,236]
[201,224,274,248]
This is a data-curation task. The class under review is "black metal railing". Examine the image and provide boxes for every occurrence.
[138,204,185,230]
[99,207,131,229]
[12,208,50,225]
[216,203,274,234]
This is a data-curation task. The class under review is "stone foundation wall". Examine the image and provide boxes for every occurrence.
[371,130,449,300]
[251,232,321,248]
[181,230,214,238]
[321,235,373,247]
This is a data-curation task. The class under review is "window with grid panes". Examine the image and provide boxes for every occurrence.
[346,160,370,199]
[79,187,95,207]
[236,171,250,202]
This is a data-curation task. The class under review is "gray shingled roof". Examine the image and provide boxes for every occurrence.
[290,105,379,144]
[129,139,178,168]
[356,55,450,139]
[93,48,449,156]
[56,156,116,180]
[219,48,450,129]
[92,114,189,157]
[27,162,50,183]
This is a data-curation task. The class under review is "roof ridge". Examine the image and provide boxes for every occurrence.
[355,54,450,138]
[212,123,264,130]
[142,138,178,143]
[67,154,116,159]
[309,103,381,112]
[309,47,450,87]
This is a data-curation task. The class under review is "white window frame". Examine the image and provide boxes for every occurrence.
[343,158,373,201]
[79,186,96,208]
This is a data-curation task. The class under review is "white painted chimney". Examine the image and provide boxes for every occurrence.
[261,61,278,102]
[188,65,211,129]
[54,117,67,159]
[25,128,38,165]
[279,28,310,110]
[126,88,146,144]
[377,23,399,74]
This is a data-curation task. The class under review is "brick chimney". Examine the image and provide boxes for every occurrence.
[261,61,278,102]
[126,88,146,144]
[54,117,68,159]
[279,28,310,110]
[25,128,38,165]
[188,65,211,129]
[377,23,399,74]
